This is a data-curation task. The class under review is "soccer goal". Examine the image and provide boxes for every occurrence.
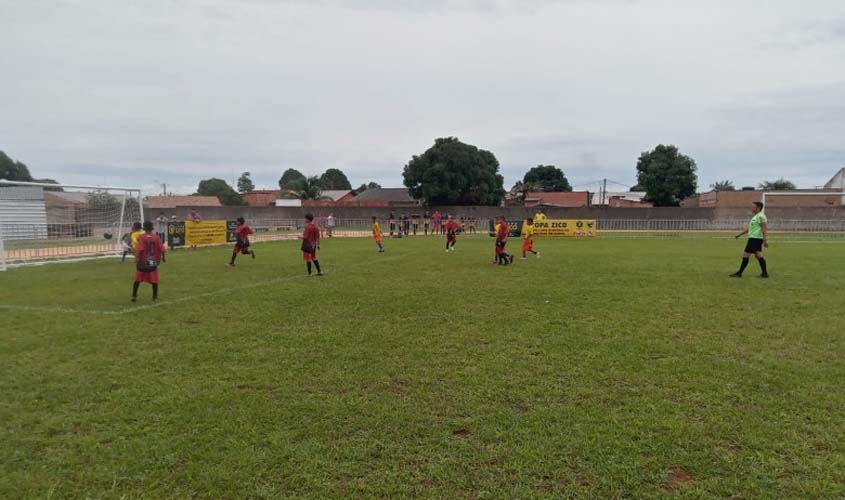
[0,180,144,270]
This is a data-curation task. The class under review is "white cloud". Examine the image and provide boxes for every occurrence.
[1,0,844,192]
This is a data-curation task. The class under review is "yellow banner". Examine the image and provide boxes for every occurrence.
[533,219,598,238]
[185,220,229,246]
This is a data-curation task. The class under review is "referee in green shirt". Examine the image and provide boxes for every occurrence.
[731,201,770,278]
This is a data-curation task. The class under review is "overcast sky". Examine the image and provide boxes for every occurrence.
[2,0,844,194]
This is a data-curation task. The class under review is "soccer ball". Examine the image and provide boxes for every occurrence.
[103,232,113,240]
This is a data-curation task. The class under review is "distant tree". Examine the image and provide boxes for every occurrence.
[353,181,382,195]
[196,178,246,206]
[34,178,63,191]
[319,168,352,190]
[630,184,645,192]
[710,180,736,192]
[278,168,306,190]
[522,165,572,192]
[635,145,698,206]
[759,178,797,191]
[403,137,505,206]
[507,180,541,206]
[292,176,331,200]
[86,191,121,212]
[0,151,34,182]
[0,152,63,190]
[237,171,255,194]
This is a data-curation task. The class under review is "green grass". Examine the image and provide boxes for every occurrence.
[1,235,844,499]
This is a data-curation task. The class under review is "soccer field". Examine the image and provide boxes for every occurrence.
[1,235,843,498]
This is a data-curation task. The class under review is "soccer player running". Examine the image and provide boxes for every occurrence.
[521,217,540,259]
[132,221,166,302]
[299,213,323,276]
[444,216,459,252]
[730,201,770,278]
[228,217,256,267]
[494,216,514,265]
[372,216,385,253]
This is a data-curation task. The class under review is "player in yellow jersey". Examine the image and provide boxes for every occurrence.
[130,222,143,251]
[372,216,385,253]
[521,218,540,259]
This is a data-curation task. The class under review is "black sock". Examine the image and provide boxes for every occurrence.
[132,281,140,297]
[758,257,768,275]
[307,262,312,275]
[738,257,749,275]
[230,253,237,265]
[152,283,158,300]
[314,260,321,273]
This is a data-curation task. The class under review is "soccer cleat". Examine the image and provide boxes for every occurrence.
[536,252,541,259]
[729,273,742,278]
[508,255,514,264]
[131,297,137,302]
[227,264,235,268]
[760,273,769,278]
[316,272,324,276]
[521,257,527,260]
[251,251,256,259]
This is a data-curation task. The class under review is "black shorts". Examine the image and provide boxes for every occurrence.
[744,238,763,253]
[235,241,250,253]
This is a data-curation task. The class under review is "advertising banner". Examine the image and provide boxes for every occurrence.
[533,219,598,237]
[168,220,237,247]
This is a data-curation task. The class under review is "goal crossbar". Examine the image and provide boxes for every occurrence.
[0,180,144,271]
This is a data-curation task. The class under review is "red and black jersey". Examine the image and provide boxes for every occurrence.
[445,220,459,237]
[496,222,509,242]
[302,222,320,248]
[135,232,165,263]
[235,224,253,244]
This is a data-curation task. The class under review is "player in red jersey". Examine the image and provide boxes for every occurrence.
[299,213,323,276]
[444,215,459,252]
[132,221,166,302]
[494,216,514,265]
[228,217,256,267]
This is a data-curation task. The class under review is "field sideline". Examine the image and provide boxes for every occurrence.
[1,235,844,498]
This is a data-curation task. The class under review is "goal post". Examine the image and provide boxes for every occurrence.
[0,180,144,270]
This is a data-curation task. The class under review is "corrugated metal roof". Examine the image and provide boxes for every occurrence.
[0,186,45,201]
[0,200,48,240]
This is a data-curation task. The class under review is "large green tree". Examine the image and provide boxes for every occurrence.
[319,168,352,190]
[759,178,796,191]
[278,168,306,190]
[237,171,255,194]
[0,151,62,190]
[522,165,572,192]
[1,151,33,182]
[635,145,698,206]
[403,137,505,206]
[196,178,246,206]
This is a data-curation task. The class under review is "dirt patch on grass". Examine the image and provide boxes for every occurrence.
[666,467,694,488]
[452,428,470,438]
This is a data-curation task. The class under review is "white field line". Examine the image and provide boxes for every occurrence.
[0,249,415,317]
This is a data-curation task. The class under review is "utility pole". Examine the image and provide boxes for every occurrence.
[601,178,607,205]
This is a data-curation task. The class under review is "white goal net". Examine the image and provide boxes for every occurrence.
[0,180,143,270]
